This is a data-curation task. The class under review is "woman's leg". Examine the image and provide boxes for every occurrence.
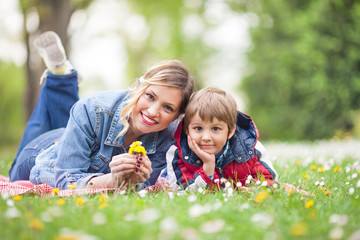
[9,71,79,180]
[9,128,65,181]
[14,70,79,157]
[9,31,79,180]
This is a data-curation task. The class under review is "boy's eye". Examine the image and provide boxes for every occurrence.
[194,126,202,131]
[212,127,220,132]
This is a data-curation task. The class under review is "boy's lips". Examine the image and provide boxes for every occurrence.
[199,144,213,148]
[141,112,158,125]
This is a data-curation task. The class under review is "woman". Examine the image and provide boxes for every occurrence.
[9,31,195,190]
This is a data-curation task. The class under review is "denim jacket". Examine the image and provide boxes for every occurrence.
[29,90,177,189]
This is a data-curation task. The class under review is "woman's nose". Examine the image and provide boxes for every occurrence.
[148,103,160,117]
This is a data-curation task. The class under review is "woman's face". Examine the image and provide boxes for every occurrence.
[131,85,182,136]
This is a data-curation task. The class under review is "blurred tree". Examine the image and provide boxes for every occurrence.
[124,0,214,89]
[0,62,25,147]
[19,0,93,119]
[238,0,360,140]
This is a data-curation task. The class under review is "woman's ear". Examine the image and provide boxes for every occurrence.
[228,124,236,139]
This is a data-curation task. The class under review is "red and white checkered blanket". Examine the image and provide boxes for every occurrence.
[0,175,170,197]
[0,175,114,197]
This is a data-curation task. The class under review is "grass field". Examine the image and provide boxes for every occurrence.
[1,144,360,240]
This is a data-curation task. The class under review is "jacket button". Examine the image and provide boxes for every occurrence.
[196,160,201,164]
[185,156,189,160]
[238,156,242,161]
[249,151,253,155]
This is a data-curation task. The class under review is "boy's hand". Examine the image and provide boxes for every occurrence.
[187,135,215,176]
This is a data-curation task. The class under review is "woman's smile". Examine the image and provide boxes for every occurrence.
[141,112,158,126]
[131,85,182,136]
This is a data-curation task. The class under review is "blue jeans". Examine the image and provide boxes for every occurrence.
[9,70,79,181]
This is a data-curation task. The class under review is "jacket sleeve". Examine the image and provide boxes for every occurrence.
[165,145,214,191]
[250,141,278,185]
[54,97,103,189]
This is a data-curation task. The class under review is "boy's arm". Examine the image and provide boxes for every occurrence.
[187,135,215,176]
[164,144,215,191]
[250,141,278,185]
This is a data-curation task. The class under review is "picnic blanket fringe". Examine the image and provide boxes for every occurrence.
[0,175,113,197]
[0,175,170,197]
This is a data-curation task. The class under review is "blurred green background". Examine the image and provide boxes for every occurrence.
[0,0,360,150]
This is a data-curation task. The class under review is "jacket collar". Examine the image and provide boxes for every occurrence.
[178,111,259,167]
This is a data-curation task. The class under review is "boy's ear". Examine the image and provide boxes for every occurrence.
[228,124,236,139]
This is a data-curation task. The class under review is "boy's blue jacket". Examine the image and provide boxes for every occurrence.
[164,111,278,191]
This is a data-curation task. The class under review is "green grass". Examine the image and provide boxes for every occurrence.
[1,151,360,240]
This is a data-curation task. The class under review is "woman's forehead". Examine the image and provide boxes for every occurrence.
[146,85,182,105]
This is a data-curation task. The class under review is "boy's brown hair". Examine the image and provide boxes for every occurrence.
[184,87,237,134]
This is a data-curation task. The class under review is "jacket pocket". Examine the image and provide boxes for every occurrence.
[89,153,111,172]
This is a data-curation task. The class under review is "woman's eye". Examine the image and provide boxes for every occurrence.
[164,105,174,112]
[146,93,154,100]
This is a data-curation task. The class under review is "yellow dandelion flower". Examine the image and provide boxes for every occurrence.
[99,194,108,202]
[56,199,65,205]
[13,195,21,201]
[324,190,330,196]
[99,202,108,209]
[287,188,294,196]
[295,159,301,165]
[29,218,44,230]
[317,167,324,173]
[76,198,85,205]
[310,165,317,170]
[129,141,147,155]
[304,174,310,179]
[69,184,76,189]
[334,166,342,173]
[290,222,308,236]
[255,191,268,203]
[305,200,314,208]
[52,188,59,195]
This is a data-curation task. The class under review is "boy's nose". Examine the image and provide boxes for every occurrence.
[201,132,211,141]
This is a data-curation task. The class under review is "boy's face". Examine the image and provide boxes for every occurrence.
[187,113,235,155]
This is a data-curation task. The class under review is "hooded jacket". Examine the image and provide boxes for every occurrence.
[164,111,278,191]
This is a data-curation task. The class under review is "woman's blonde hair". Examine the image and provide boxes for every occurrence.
[118,60,195,136]
[184,87,237,134]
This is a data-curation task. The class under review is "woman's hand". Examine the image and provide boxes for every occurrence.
[108,153,139,187]
[86,153,152,189]
[187,135,215,176]
[86,153,138,189]
[127,154,152,184]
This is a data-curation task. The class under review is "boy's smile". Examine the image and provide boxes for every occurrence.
[187,113,235,155]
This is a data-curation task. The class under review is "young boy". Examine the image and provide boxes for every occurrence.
[163,87,278,191]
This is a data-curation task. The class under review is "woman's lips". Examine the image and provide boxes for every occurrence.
[141,112,157,126]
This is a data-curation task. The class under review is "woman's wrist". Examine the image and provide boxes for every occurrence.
[86,174,119,188]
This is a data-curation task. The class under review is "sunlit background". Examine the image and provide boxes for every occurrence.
[1,0,360,148]
[0,0,251,105]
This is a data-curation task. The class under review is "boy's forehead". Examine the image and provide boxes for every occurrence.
[189,113,225,124]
